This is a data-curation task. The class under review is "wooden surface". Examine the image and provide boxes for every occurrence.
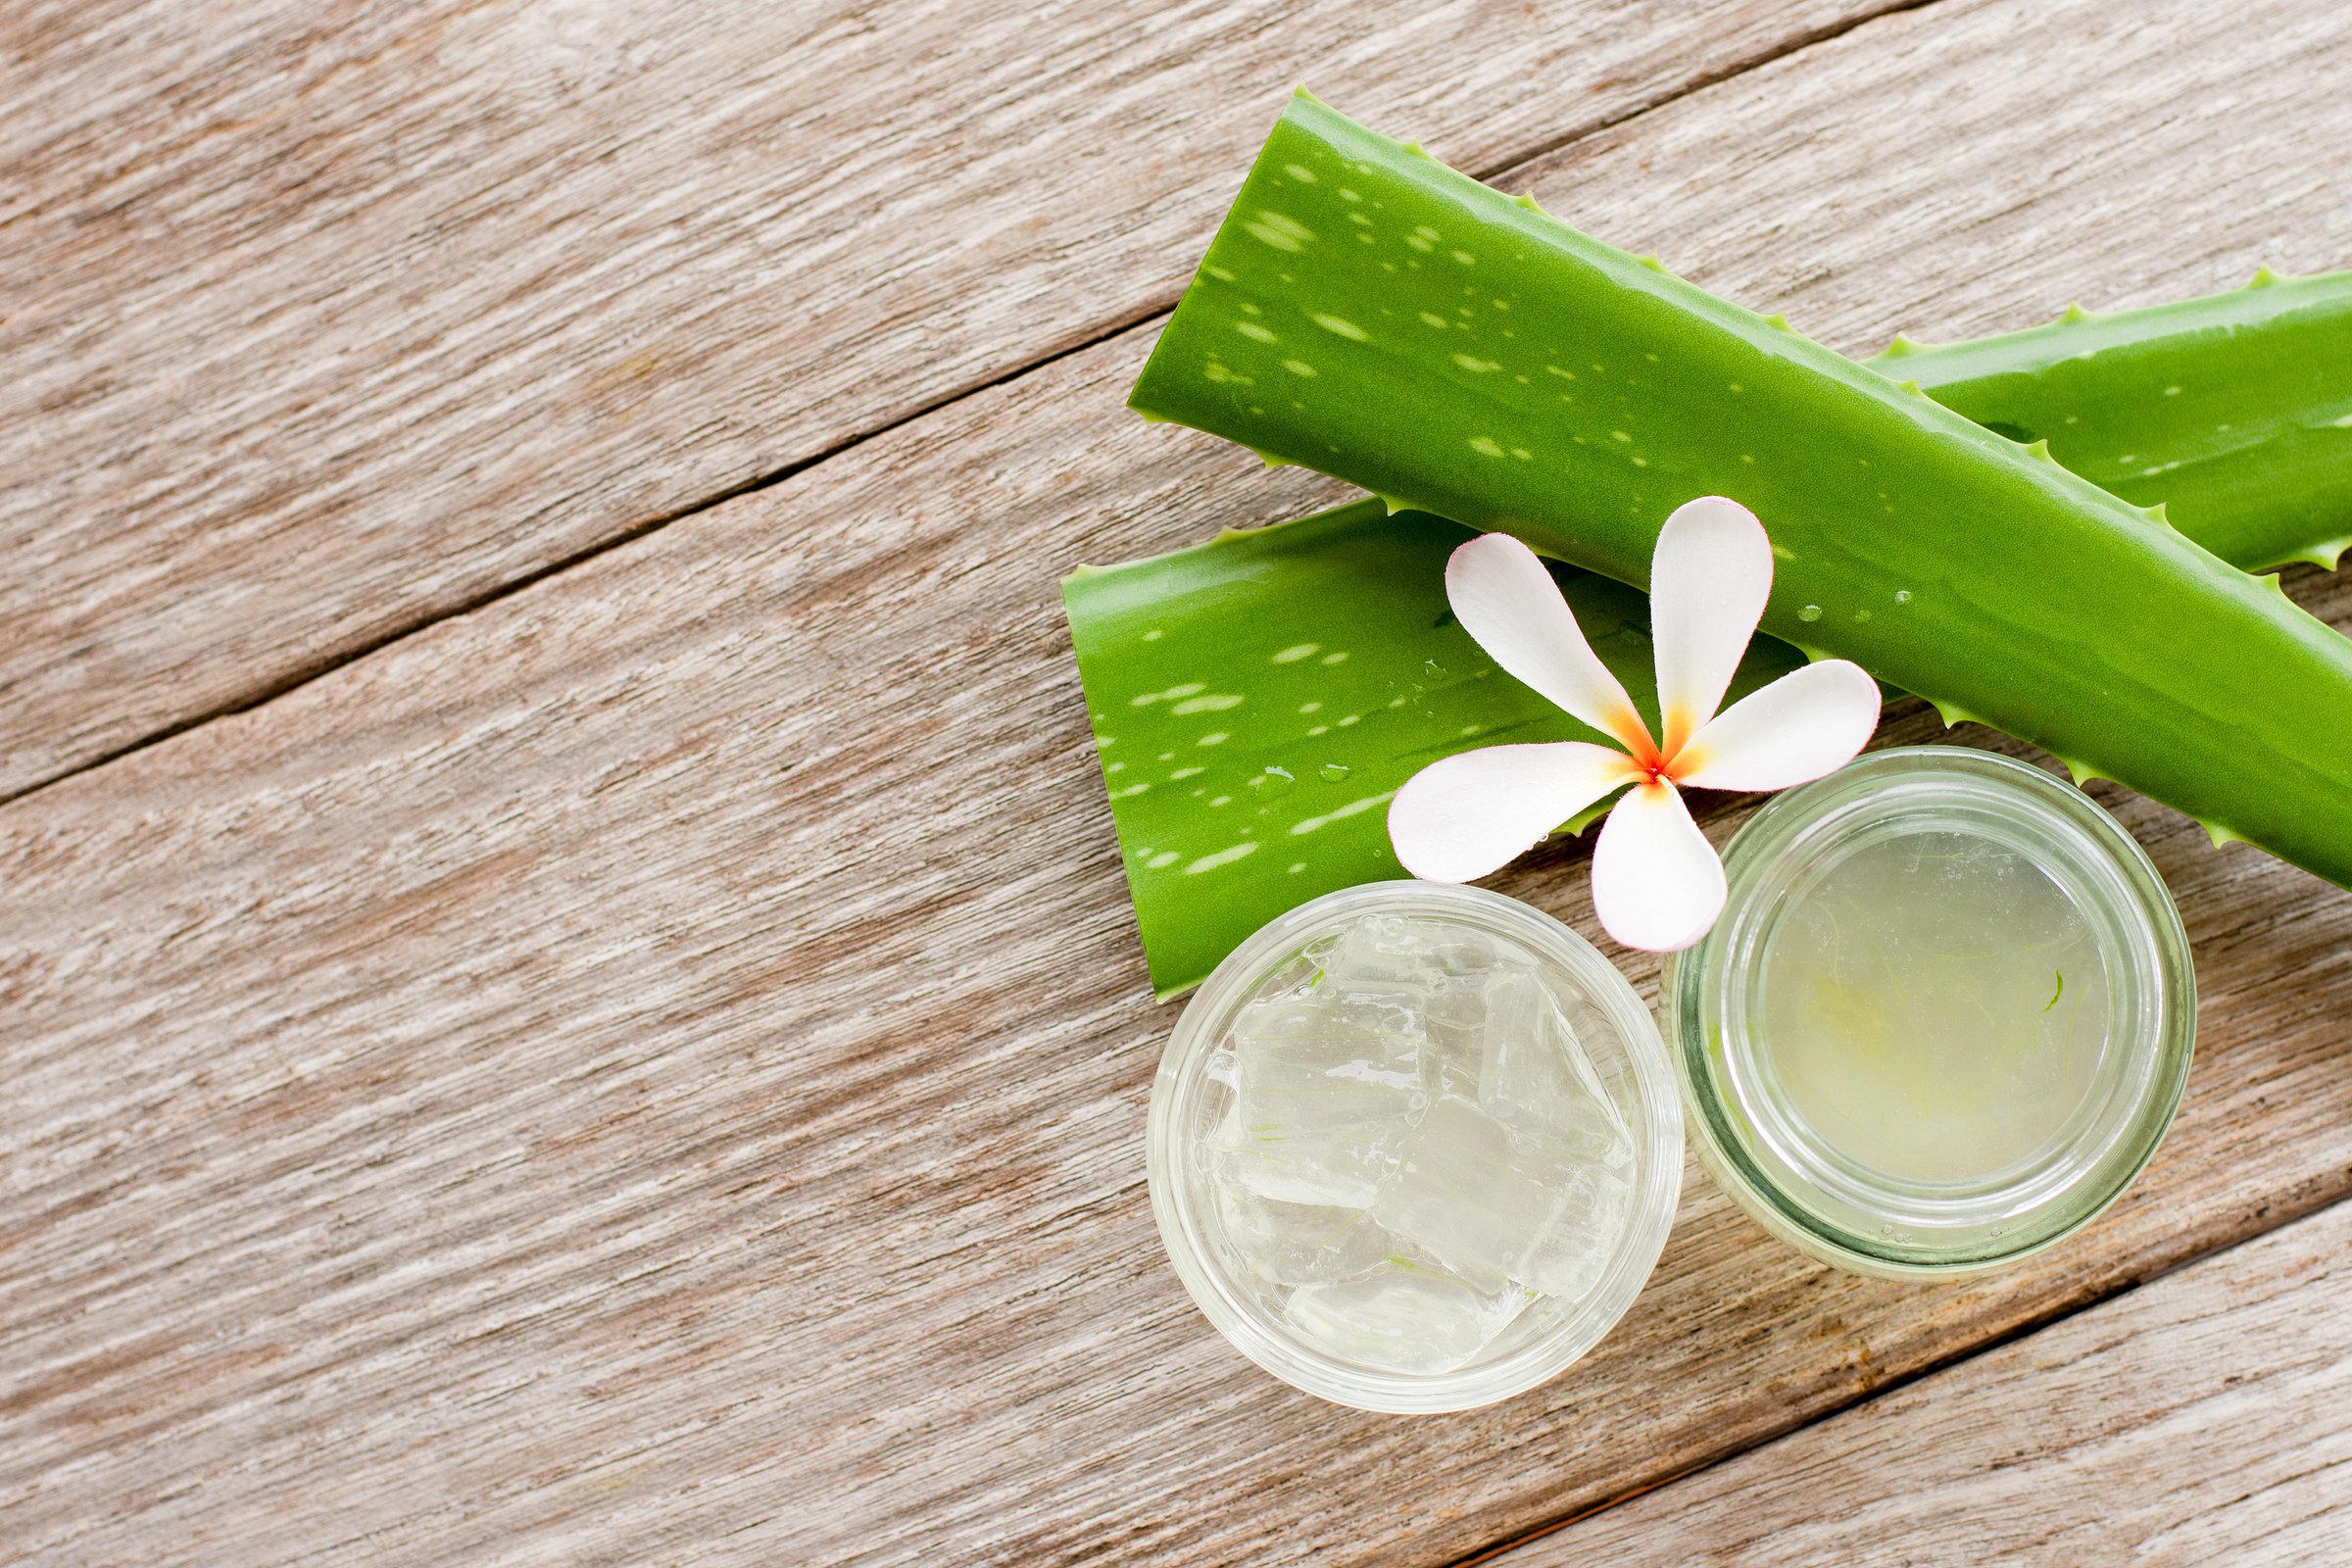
[0,0,1908,798]
[4,1,2350,1564]
[1507,1200,2352,1566]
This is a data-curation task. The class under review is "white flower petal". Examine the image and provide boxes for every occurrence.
[1674,659,1883,793]
[1446,533,1654,757]
[1649,496,1774,757]
[1390,742,1642,883]
[1591,781,1726,952]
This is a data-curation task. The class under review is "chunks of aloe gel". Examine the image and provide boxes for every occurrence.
[1201,913,1637,1375]
[1213,986,1426,1207]
[1372,1095,1633,1300]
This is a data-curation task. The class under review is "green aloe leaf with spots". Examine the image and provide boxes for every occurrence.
[1130,93,2352,877]
[1073,92,2352,996]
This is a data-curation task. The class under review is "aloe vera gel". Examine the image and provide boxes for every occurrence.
[1148,883,1682,1412]
[1669,748,2194,1277]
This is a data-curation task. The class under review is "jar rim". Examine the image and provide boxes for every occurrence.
[1665,746,2195,1279]
[1147,880,1684,1412]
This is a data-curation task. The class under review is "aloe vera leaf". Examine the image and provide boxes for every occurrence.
[1061,502,1798,999]
[1079,277,2352,994]
[1886,270,2352,572]
[1128,91,2352,892]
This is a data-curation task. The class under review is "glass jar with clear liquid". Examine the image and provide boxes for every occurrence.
[1666,747,2195,1278]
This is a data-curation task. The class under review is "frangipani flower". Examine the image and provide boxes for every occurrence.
[1389,497,1882,952]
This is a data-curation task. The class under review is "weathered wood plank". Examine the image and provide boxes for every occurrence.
[0,0,1908,797]
[5,1,2352,1563]
[1499,1199,2352,1565]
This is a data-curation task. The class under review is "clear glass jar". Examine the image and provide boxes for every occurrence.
[1665,747,2194,1279]
[1147,881,1683,1412]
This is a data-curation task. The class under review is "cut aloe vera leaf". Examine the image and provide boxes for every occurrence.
[1130,91,2352,893]
[1081,276,2352,994]
[1062,502,1798,999]
[1886,270,2352,573]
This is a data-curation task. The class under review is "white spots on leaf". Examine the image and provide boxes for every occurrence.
[1236,321,1277,343]
[1170,765,1204,780]
[1147,851,1181,869]
[1184,843,1261,874]
[1418,311,1449,328]
[1470,436,1507,458]
[1797,605,1824,621]
[1274,644,1320,663]
[1319,651,1349,665]
[1452,354,1500,372]
[1311,314,1369,341]
[1289,791,1398,836]
[1283,162,1318,183]
[1140,628,1162,641]
[1130,680,1205,707]
[1282,360,1318,377]
[1171,694,1245,714]
[1450,250,1477,266]
[1244,210,1314,251]
[1199,731,1230,746]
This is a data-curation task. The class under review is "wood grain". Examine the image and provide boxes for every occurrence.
[0,0,1911,798]
[6,0,2352,1563]
[1500,1199,2352,1566]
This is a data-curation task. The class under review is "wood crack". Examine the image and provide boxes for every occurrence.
[0,0,1944,811]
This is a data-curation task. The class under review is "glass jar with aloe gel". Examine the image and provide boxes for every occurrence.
[1148,882,1683,1413]
[1666,747,2194,1280]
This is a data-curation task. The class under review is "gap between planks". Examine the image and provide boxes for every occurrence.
[1480,1188,2352,1565]
[0,0,1943,815]
[1447,1183,2352,1567]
